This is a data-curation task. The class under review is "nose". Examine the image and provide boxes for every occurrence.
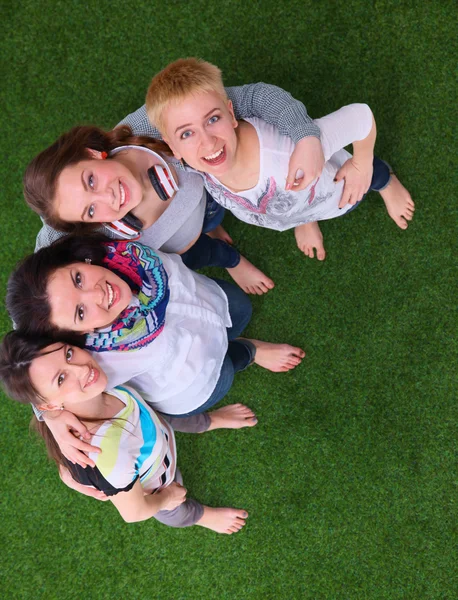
[71,362,91,382]
[95,187,116,208]
[86,285,105,307]
[200,129,216,151]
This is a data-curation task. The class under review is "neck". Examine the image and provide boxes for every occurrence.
[67,391,122,423]
[217,120,259,190]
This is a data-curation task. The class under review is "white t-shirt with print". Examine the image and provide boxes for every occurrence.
[202,104,373,231]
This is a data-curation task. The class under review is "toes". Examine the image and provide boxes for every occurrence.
[291,347,306,358]
[317,249,326,261]
[257,283,270,294]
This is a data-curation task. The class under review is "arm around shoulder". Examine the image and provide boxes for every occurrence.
[225,82,320,142]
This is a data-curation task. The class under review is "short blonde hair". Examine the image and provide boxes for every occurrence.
[146,58,227,133]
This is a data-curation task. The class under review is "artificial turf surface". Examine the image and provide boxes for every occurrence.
[0,1,456,598]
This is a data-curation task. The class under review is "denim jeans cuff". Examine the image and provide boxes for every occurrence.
[236,338,256,370]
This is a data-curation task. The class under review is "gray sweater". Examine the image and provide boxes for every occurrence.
[35,82,319,251]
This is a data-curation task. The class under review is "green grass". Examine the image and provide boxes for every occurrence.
[0,1,456,598]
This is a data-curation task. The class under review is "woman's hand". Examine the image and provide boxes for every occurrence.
[59,465,108,501]
[156,482,187,512]
[286,136,324,191]
[42,409,100,468]
[336,157,373,209]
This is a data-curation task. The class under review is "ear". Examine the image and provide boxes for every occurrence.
[227,100,238,129]
[86,148,105,160]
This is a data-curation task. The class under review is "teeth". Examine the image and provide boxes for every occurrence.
[87,368,94,384]
[107,282,114,308]
[119,182,126,206]
[204,148,223,160]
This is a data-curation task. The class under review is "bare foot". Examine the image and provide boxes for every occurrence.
[206,404,257,431]
[294,222,326,260]
[196,506,248,534]
[379,175,415,229]
[206,224,233,244]
[246,339,305,372]
[227,255,274,295]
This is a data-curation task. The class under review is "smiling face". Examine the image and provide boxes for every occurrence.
[162,91,239,177]
[29,343,107,411]
[54,154,143,224]
[46,262,132,332]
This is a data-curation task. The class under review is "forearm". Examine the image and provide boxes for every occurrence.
[226,82,320,143]
[113,487,166,523]
[352,115,376,165]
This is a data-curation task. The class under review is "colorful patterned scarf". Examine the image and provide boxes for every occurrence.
[85,241,169,352]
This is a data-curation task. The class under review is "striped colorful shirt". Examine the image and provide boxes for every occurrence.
[67,385,176,496]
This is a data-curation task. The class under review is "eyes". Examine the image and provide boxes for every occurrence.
[74,272,85,322]
[57,347,74,387]
[86,175,95,219]
[179,114,221,140]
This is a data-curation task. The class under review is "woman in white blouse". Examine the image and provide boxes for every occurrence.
[7,235,304,466]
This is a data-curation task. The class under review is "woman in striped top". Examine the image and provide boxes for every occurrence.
[0,331,257,534]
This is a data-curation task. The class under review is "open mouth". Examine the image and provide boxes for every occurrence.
[202,146,226,166]
[107,282,118,309]
[85,366,99,388]
[119,181,128,208]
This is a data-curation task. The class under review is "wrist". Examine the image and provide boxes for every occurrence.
[352,152,373,167]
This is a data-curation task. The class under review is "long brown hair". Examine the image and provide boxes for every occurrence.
[24,125,172,233]
[0,332,68,465]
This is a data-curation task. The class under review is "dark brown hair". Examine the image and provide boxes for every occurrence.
[0,331,101,469]
[24,124,172,232]
[6,234,111,340]
[0,331,65,406]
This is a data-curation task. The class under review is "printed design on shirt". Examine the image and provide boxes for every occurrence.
[308,177,319,205]
[204,174,277,214]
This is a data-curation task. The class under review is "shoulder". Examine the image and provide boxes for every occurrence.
[116,105,160,138]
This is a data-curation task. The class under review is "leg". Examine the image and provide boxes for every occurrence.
[180,233,240,270]
[202,190,226,233]
[212,278,253,340]
[154,470,248,534]
[294,221,325,260]
[154,469,204,528]
[242,338,306,372]
[164,404,257,433]
[346,157,414,229]
[169,339,255,417]
[180,233,274,295]
[201,191,233,244]
[371,158,414,229]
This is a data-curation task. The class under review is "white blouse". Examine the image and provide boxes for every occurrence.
[94,251,232,415]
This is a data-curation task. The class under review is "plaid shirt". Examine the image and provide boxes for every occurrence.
[117,82,320,142]
[35,82,319,252]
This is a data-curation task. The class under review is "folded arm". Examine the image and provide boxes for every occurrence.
[110,480,187,523]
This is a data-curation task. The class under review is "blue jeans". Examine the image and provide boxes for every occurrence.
[202,190,226,232]
[180,233,240,270]
[180,191,240,270]
[172,278,255,417]
[345,156,391,213]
